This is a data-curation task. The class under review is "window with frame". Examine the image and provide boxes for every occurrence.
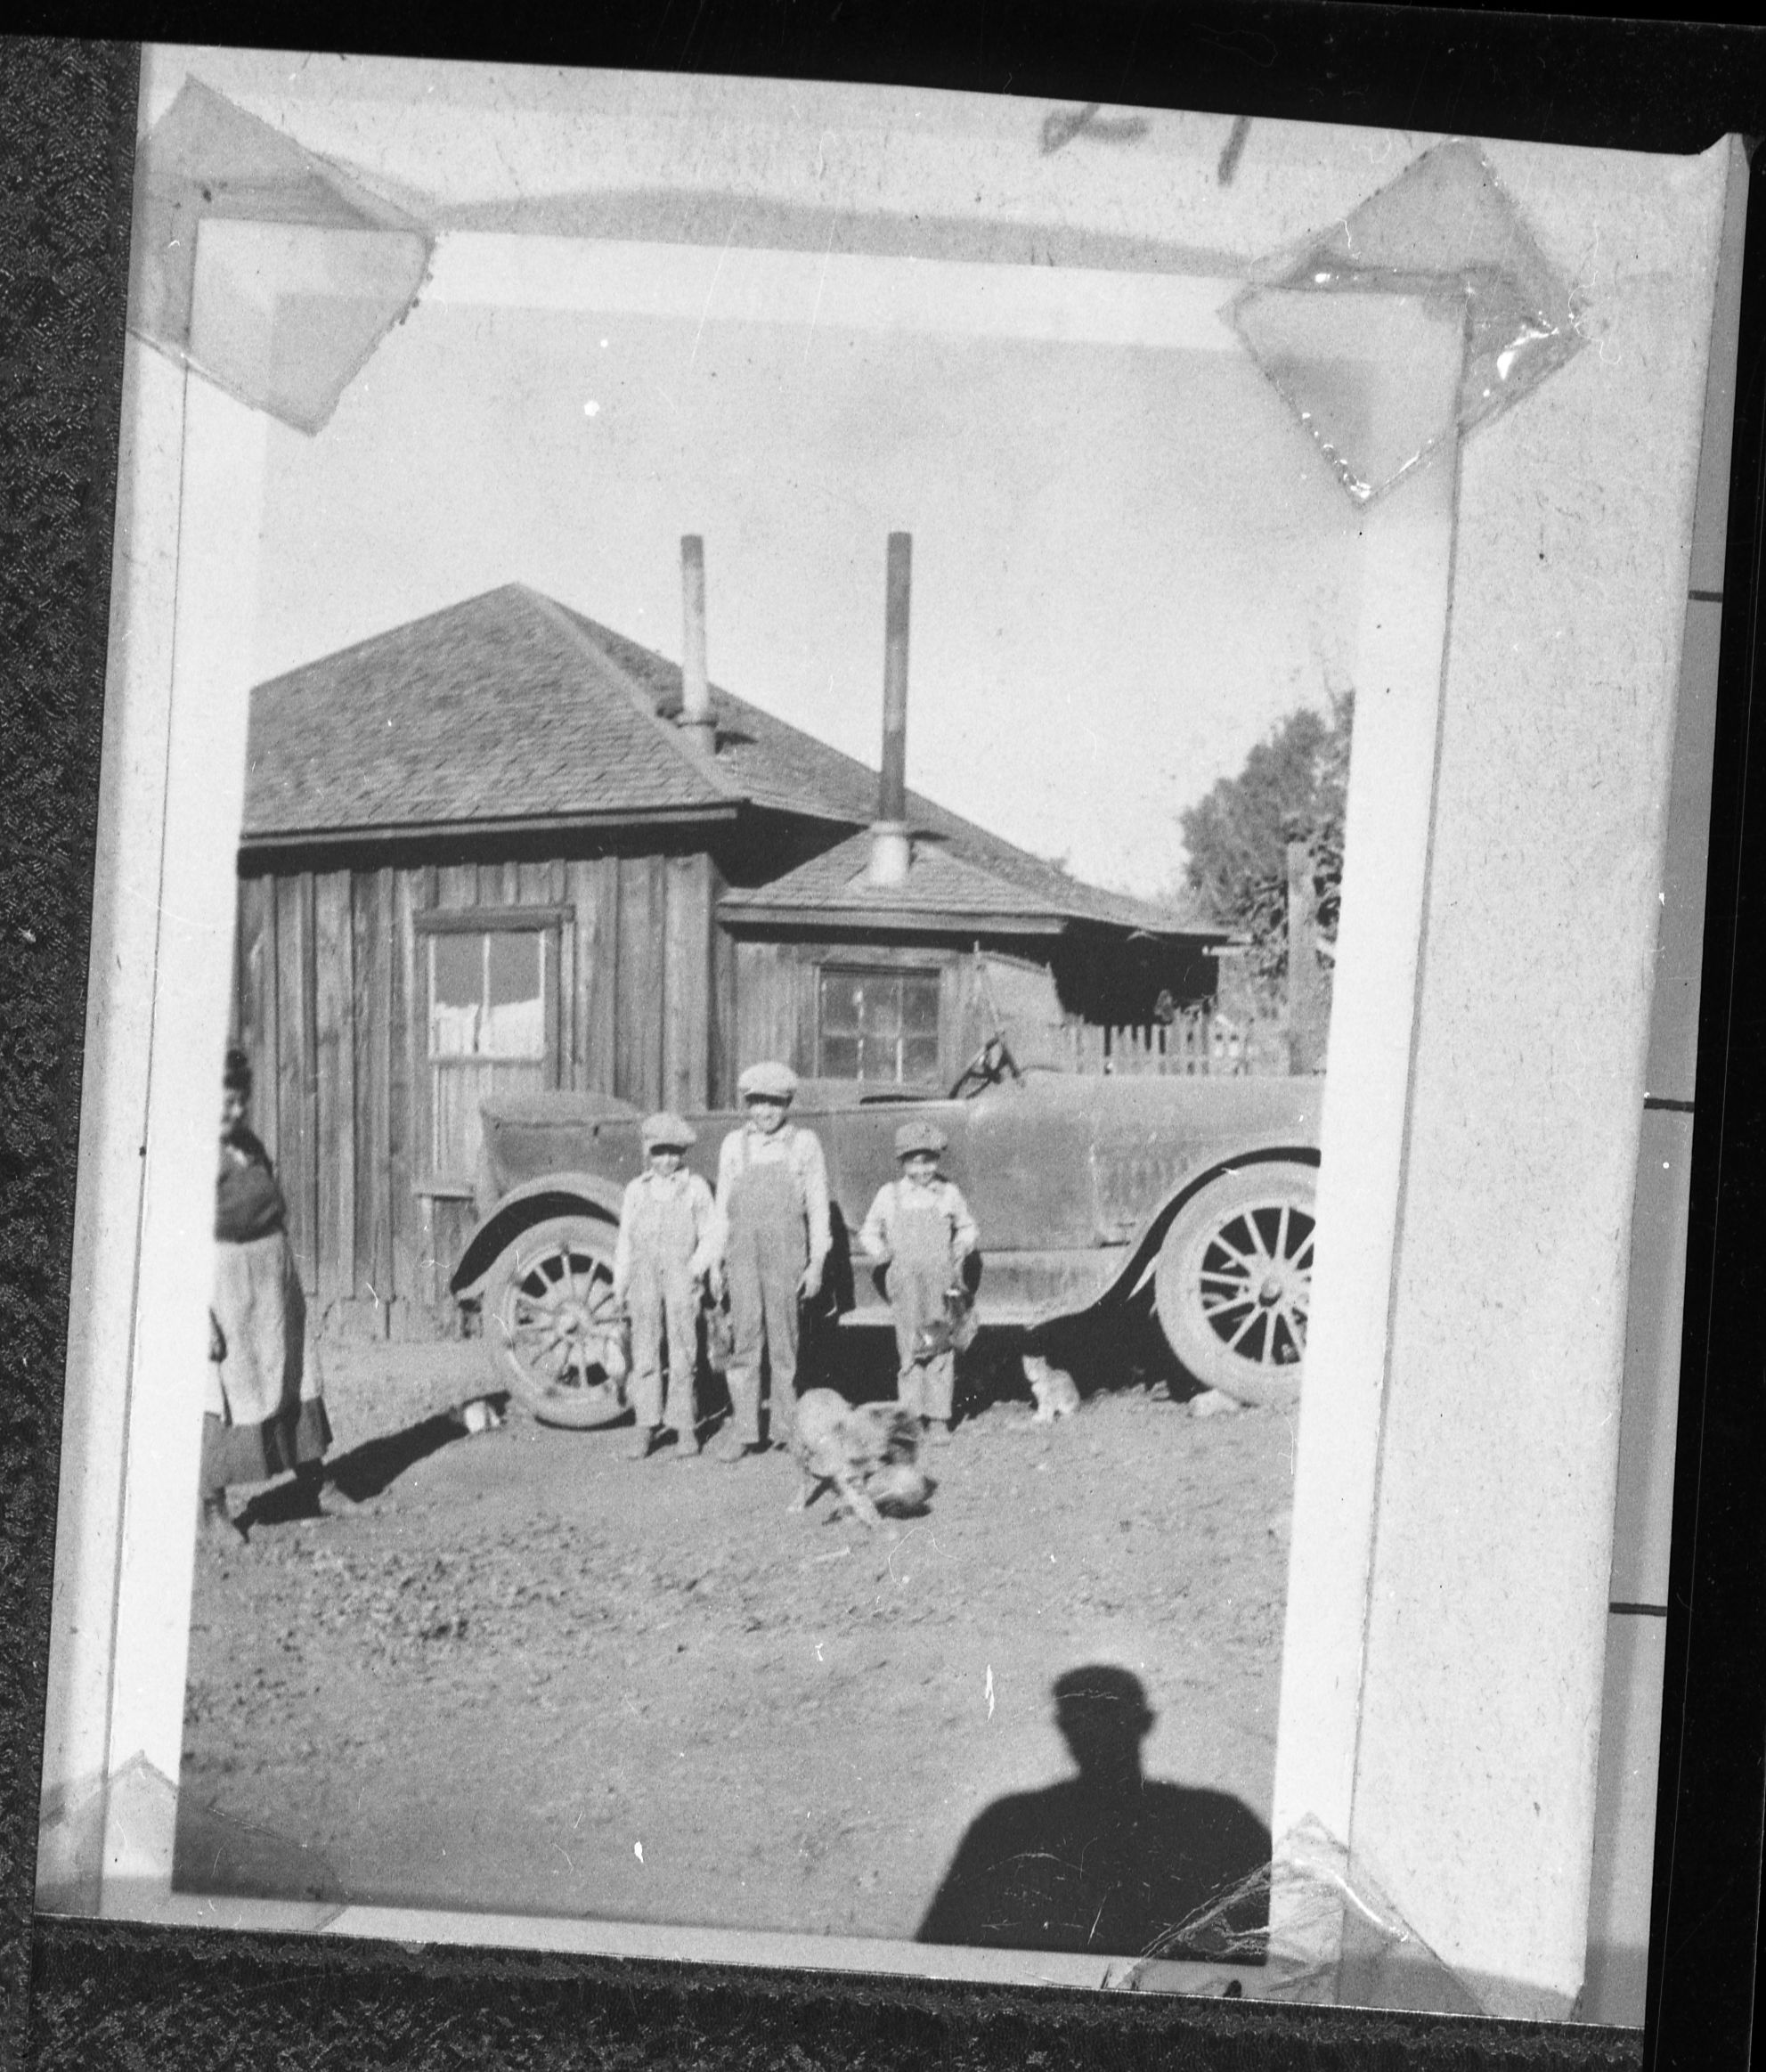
[426,924,555,1184]
[818,967,941,1083]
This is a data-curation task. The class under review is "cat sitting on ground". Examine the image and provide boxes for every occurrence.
[1022,1352,1079,1423]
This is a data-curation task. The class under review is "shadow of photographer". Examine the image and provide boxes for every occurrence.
[916,1664,1271,1961]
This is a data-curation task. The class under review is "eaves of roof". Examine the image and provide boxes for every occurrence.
[239,801,741,851]
[717,898,1067,937]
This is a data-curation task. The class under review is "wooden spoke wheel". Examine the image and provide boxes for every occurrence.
[483,1215,628,1429]
[1153,1162,1316,1408]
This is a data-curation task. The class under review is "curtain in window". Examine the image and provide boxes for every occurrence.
[429,930,548,1179]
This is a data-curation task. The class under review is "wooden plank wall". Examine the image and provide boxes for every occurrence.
[234,851,715,1342]
[732,940,802,1081]
[615,855,663,1111]
[709,861,738,1107]
[663,853,712,1115]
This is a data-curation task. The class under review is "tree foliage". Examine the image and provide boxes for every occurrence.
[1180,692,1353,986]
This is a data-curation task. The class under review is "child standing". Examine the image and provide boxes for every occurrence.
[706,1061,832,1463]
[859,1120,979,1446]
[613,1112,718,1461]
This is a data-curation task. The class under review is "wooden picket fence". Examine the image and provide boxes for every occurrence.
[1064,1010,1274,1077]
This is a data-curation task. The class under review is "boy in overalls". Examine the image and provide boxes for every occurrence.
[612,1111,718,1461]
[859,1120,980,1446]
[708,1061,831,1463]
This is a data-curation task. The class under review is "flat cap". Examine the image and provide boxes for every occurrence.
[738,1061,799,1101]
[641,1110,696,1149]
[895,1119,948,1157]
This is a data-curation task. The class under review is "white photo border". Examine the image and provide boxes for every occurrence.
[37,50,1739,2024]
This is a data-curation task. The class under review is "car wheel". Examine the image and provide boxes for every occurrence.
[482,1215,628,1430]
[1153,1162,1316,1408]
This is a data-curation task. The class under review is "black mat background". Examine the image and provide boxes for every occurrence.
[4,11,1765,2069]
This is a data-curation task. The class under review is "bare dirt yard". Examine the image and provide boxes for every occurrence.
[177,1326,1296,1958]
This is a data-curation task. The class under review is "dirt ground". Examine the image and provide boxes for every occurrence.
[177,1326,1296,1952]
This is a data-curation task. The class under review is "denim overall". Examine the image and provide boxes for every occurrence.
[725,1140,809,1447]
[889,1181,959,1423]
[625,1174,702,1440]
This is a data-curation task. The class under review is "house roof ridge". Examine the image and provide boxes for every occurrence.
[543,595,1192,929]
[251,582,533,692]
[543,601,895,828]
[245,585,1201,931]
[517,589,748,806]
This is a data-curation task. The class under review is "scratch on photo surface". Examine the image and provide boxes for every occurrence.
[551,1840,574,1873]
[985,1662,995,1719]
[690,222,738,368]
[124,881,210,934]
[802,217,838,367]
[887,1523,926,1584]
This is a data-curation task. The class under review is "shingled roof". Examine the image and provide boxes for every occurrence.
[242,583,1208,939]
[716,831,1082,934]
[243,586,742,840]
[554,601,1204,937]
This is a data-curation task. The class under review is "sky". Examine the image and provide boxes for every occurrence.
[250,241,1369,899]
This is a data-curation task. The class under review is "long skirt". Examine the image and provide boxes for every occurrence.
[202,1233,330,1494]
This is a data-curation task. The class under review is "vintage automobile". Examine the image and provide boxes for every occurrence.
[450,1038,1321,1428]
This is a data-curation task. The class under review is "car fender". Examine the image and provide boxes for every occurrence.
[450,1171,627,1297]
[1096,1143,1322,1312]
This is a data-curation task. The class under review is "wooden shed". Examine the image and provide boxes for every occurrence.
[232,579,1223,1341]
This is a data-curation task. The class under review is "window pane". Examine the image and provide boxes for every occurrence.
[820,971,863,1033]
[859,981,901,1040]
[819,969,940,1081]
[488,931,541,1009]
[431,935,482,1056]
[902,977,940,1037]
[483,994,544,1057]
[484,934,544,1056]
[432,933,481,1008]
[822,1034,860,1079]
[902,1035,940,1083]
[858,1035,899,1082]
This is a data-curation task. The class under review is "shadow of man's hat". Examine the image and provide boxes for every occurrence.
[1052,1665,1155,1733]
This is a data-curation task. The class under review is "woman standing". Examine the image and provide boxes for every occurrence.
[201,1048,330,1536]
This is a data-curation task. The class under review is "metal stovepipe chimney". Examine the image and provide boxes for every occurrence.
[867,532,913,886]
[679,534,716,759]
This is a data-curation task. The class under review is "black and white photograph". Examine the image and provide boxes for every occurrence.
[173,226,1353,1955]
[31,45,1746,2031]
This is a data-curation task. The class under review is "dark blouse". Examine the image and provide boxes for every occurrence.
[216,1128,287,1244]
